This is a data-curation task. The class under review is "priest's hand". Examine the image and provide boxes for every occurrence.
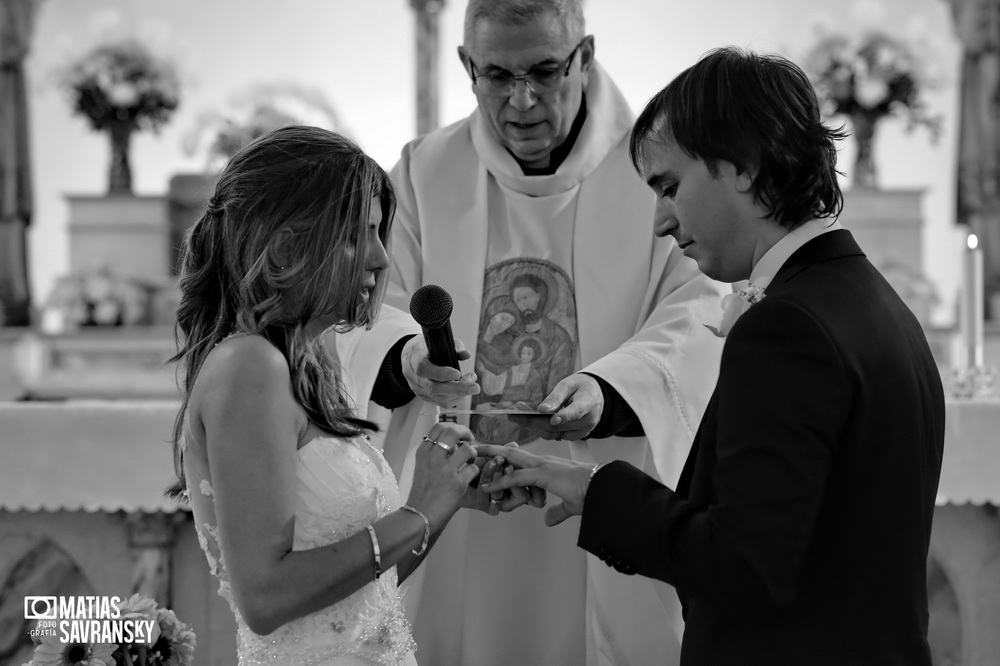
[477,444,593,526]
[508,373,603,441]
[401,335,480,407]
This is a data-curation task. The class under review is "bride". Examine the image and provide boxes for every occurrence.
[166,126,518,665]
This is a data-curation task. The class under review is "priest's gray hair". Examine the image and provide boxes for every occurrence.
[463,0,586,45]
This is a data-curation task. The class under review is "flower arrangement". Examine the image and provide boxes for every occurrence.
[41,267,153,332]
[181,82,343,171]
[22,594,196,666]
[61,40,180,194]
[804,30,941,187]
[63,40,179,132]
[197,103,301,165]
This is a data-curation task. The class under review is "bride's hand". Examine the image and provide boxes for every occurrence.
[405,423,481,531]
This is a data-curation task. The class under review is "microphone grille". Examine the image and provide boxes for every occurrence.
[409,284,453,327]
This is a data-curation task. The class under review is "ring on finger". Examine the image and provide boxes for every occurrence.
[423,435,454,455]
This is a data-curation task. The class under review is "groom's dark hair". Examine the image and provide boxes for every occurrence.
[629,46,848,230]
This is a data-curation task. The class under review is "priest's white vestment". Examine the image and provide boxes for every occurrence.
[335,63,725,666]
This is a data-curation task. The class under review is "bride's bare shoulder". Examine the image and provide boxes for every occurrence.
[196,334,290,396]
[188,333,306,439]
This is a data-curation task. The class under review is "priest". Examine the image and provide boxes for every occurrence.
[332,1,725,663]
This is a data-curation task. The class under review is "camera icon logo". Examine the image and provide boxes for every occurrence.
[24,596,57,620]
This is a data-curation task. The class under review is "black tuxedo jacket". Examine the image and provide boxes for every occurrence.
[579,230,945,665]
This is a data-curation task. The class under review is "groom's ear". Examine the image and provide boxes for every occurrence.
[733,161,758,194]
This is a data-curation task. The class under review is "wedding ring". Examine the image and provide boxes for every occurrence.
[555,433,563,441]
[489,498,500,505]
[423,436,454,455]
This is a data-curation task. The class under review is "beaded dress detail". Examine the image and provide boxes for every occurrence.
[183,433,417,665]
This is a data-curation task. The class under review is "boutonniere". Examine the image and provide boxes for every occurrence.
[705,284,766,338]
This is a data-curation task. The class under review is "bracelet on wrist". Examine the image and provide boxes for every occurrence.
[366,524,382,580]
[400,504,431,557]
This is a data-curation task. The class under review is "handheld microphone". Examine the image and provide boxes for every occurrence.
[409,284,461,371]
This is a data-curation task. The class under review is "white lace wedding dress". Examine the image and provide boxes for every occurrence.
[183,431,418,665]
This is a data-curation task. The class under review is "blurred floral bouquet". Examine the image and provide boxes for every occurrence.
[41,267,152,331]
[63,39,179,133]
[61,40,180,193]
[182,82,343,171]
[805,31,941,186]
[22,594,195,666]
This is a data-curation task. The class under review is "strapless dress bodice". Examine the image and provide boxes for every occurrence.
[184,434,416,666]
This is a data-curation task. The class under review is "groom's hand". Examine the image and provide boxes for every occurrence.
[464,443,545,515]
[477,444,593,526]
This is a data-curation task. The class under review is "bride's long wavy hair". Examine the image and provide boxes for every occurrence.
[166,125,395,500]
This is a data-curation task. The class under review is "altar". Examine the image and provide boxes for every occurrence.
[928,400,1000,664]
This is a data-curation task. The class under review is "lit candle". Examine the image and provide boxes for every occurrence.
[962,233,985,368]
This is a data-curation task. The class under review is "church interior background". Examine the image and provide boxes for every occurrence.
[1,0,999,664]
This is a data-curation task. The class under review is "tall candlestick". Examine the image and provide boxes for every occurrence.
[962,233,985,368]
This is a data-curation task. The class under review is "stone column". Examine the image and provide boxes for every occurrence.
[0,0,42,326]
[947,0,1000,318]
[410,0,444,135]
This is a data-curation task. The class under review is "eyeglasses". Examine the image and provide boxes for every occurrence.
[467,40,584,97]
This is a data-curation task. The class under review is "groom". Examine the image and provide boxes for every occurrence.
[481,46,946,664]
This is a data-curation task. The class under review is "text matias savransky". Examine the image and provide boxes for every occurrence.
[28,596,157,644]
